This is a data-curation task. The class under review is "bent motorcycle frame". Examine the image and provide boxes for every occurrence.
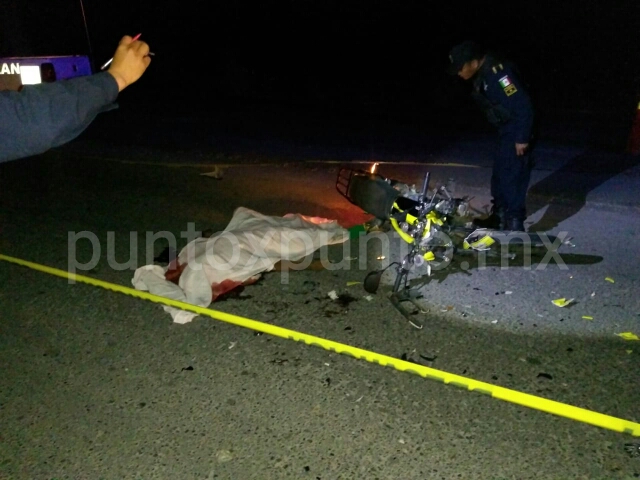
[337,167,453,328]
[337,166,534,329]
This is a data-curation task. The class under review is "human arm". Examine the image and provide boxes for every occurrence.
[0,35,151,163]
[0,72,119,163]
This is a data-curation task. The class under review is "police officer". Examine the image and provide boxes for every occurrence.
[448,41,534,232]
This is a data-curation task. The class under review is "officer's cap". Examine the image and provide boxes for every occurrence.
[448,41,485,74]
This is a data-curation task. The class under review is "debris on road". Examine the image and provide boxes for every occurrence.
[215,449,234,463]
[419,354,437,362]
[328,290,339,300]
[552,298,575,307]
[605,277,615,283]
[200,166,224,179]
[616,332,640,341]
[346,281,361,286]
[582,316,594,320]
[624,442,640,458]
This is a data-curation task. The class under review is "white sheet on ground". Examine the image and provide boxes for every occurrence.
[132,207,349,323]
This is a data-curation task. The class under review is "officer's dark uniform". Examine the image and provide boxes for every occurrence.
[471,54,534,231]
[0,71,119,163]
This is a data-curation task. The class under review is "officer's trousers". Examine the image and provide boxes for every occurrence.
[491,132,532,222]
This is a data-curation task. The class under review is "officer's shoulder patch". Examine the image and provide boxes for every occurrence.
[498,75,517,96]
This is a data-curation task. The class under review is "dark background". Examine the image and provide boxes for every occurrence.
[2,0,639,148]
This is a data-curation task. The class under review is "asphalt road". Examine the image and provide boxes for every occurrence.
[1,108,640,479]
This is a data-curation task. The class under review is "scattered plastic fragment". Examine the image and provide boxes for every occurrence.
[419,354,437,362]
[346,281,361,286]
[398,439,406,445]
[552,298,574,307]
[605,277,615,283]
[626,349,633,354]
[505,291,513,295]
[616,332,640,341]
[200,166,224,179]
[364,295,373,301]
[328,290,338,300]
[215,449,233,463]
[228,341,237,349]
[356,396,363,402]
[590,292,595,297]
[491,319,498,324]
[582,316,593,320]
[624,442,640,458]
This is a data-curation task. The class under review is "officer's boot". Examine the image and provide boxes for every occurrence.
[505,217,525,232]
[473,207,505,230]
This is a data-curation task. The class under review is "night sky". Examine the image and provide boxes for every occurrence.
[2,0,639,123]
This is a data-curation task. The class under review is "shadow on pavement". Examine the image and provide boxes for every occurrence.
[527,150,640,231]
[406,249,604,288]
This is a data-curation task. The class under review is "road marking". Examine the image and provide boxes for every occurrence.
[97,157,482,169]
[1,252,637,437]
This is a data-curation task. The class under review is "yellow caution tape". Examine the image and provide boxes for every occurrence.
[1,252,639,437]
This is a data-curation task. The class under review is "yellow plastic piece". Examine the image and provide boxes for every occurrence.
[390,217,414,244]
[616,332,640,341]
[464,235,495,250]
[426,210,444,226]
[552,298,574,308]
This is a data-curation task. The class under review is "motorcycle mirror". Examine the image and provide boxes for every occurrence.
[364,270,384,294]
